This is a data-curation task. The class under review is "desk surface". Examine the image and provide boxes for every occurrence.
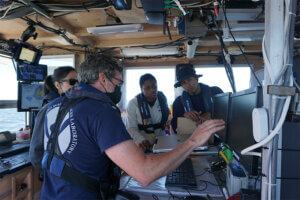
[120,156,224,200]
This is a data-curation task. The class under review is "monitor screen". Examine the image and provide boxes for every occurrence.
[17,83,44,112]
[17,64,47,82]
[227,87,262,175]
[12,42,42,65]
[18,47,37,63]
[212,92,231,141]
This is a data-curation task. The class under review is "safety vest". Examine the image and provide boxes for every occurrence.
[180,83,213,113]
[136,91,169,134]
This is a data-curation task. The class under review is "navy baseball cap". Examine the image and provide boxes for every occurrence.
[174,64,202,88]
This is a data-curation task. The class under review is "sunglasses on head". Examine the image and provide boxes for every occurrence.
[60,79,79,86]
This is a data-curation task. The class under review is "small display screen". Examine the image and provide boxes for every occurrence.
[17,64,47,82]
[18,83,44,112]
[19,47,37,63]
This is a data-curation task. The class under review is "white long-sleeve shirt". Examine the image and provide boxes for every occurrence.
[125,96,165,145]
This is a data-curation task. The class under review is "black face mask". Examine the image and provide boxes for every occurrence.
[106,85,122,104]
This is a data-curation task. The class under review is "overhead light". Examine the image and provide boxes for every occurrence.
[120,46,179,56]
[87,24,143,35]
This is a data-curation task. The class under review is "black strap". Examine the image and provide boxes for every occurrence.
[61,164,101,194]
[45,97,104,194]
[46,97,86,169]
[45,96,121,196]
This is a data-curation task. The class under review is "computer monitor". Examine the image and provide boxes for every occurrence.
[17,82,44,112]
[212,92,231,142]
[227,87,262,175]
[17,63,47,82]
[13,42,42,65]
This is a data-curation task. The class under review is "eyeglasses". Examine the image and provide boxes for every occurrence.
[111,76,124,87]
[60,79,79,86]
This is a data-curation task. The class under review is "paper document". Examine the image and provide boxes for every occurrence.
[177,117,197,135]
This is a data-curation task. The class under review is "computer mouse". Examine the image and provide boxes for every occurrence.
[184,195,207,200]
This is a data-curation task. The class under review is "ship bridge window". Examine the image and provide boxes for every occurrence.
[121,67,175,111]
[121,65,251,112]
[0,55,75,132]
[39,54,75,74]
[0,56,25,132]
[195,65,251,93]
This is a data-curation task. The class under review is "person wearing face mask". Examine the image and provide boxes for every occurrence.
[29,66,78,173]
[171,64,223,134]
[126,74,169,151]
[40,54,225,199]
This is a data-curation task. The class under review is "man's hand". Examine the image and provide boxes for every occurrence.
[138,140,151,151]
[189,119,225,147]
[183,110,202,122]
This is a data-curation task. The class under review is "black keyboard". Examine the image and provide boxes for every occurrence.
[165,158,197,188]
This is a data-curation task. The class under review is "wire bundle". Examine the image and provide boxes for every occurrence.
[0,0,110,20]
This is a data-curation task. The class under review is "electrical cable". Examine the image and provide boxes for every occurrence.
[21,17,89,48]
[212,16,236,92]
[0,1,109,20]
[167,190,184,200]
[40,46,89,54]
[0,1,14,19]
[25,1,110,12]
[182,1,214,8]
[241,95,292,156]
[243,151,261,157]
[195,170,207,177]
[221,2,262,87]
[53,11,76,18]
[11,58,17,73]
[199,180,221,187]
[136,37,189,49]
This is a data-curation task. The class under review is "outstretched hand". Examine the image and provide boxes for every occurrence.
[189,119,225,148]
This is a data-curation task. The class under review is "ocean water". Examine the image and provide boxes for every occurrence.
[0,108,26,132]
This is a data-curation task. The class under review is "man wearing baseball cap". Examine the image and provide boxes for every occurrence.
[171,64,223,133]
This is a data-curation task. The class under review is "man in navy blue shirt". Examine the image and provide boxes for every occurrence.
[41,55,225,199]
[171,64,223,133]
